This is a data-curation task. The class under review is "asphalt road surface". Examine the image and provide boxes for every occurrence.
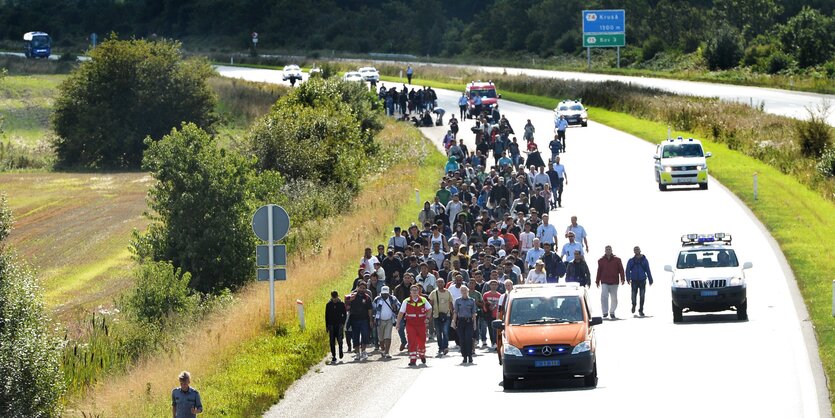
[214,67,827,418]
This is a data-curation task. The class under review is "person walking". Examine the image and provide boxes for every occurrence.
[458,93,469,119]
[551,157,567,208]
[467,277,488,348]
[523,119,535,141]
[396,285,433,366]
[565,216,590,254]
[526,260,547,284]
[548,135,561,162]
[452,286,478,364]
[172,371,203,418]
[406,65,414,84]
[596,246,625,320]
[541,242,566,283]
[625,246,654,317]
[560,231,584,262]
[565,251,591,287]
[555,115,568,152]
[482,280,502,350]
[347,281,374,360]
[429,278,454,356]
[325,291,347,363]
[373,286,400,359]
[536,214,558,247]
[394,273,415,351]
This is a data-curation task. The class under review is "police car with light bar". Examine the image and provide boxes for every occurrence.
[554,99,588,127]
[654,137,711,191]
[665,233,752,323]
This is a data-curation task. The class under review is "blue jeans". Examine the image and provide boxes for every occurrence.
[477,317,488,343]
[351,319,370,347]
[398,319,407,346]
[434,315,450,350]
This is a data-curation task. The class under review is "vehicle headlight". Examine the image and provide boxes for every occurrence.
[571,341,591,354]
[673,278,689,288]
[504,344,523,357]
[664,166,673,173]
[695,165,703,170]
[729,277,745,286]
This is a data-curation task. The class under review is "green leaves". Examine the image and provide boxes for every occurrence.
[52,38,217,169]
[779,6,834,68]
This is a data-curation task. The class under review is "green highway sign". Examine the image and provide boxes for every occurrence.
[583,33,625,47]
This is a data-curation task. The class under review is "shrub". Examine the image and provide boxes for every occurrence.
[52,37,217,169]
[0,195,65,417]
[642,37,665,61]
[779,7,834,68]
[817,147,835,177]
[796,103,833,158]
[703,24,743,70]
[133,123,256,293]
[123,261,197,327]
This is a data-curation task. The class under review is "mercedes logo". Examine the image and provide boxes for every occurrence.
[541,346,553,356]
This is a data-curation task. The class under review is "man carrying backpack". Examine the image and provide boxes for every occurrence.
[373,286,400,359]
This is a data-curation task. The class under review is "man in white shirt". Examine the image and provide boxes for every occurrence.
[561,231,584,262]
[533,166,551,189]
[416,263,437,293]
[360,247,380,276]
[447,274,466,300]
[446,194,463,225]
[373,286,400,359]
[429,242,446,272]
[565,216,589,253]
[518,222,535,256]
[536,214,558,246]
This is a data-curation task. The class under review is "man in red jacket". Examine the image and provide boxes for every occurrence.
[396,285,433,366]
[596,245,625,320]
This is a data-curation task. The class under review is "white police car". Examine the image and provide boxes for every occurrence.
[554,100,588,127]
[665,233,752,323]
[654,137,711,191]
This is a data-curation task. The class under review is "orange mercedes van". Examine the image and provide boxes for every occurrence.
[493,283,602,390]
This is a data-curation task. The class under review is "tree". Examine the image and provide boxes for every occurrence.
[715,0,782,41]
[0,194,65,417]
[703,24,744,70]
[779,7,834,67]
[133,123,256,293]
[52,37,217,169]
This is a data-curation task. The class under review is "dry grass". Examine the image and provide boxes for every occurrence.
[69,120,442,416]
[0,172,150,320]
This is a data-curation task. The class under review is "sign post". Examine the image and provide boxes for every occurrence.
[252,204,290,326]
[582,10,626,69]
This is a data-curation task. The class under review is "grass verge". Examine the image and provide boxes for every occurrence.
[69,122,446,416]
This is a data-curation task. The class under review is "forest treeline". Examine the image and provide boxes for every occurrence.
[1,0,833,71]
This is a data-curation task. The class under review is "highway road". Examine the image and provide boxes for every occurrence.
[215,67,828,418]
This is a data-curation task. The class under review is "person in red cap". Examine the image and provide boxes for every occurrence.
[396,284,433,366]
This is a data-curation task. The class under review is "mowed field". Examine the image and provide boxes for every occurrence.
[1,172,150,316]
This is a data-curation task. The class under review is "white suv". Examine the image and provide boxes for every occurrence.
[666,233,752,323]
[654,137,711,191]
[358,66,380,82]
[282,65,302,82]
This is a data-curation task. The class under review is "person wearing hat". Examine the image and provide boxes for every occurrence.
[396,284,433,366]
[373,286,400,359]
[388,226,407,254]
[526,260,547,284]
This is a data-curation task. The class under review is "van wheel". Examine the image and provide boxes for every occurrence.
[658,183,667,191]
[737,300,748,321]
[583,363,598,388]
[672,302,683,323]
[699,183,708,190]
[503,375,515,390]
[581,122,588,127]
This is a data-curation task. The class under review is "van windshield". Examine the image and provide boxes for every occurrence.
[662,143,704,158]
[509,296,584,325]
[469,89,497,98]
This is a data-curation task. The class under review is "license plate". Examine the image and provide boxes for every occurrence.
[534,360,561,367]
[700,290,718,297]
[674,178,693,184]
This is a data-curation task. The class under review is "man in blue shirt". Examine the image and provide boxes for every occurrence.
[524,238,544,271]
[536,214,558,246]
[172,371,203,418]
[555,115,569,152]
[625,246,654,317]
[458,93,468,119]
[560,231,584,262]
[473,94,483,117]
[406,65,414,84]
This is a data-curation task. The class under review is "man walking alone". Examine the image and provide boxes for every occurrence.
[596,246,625,320]
[625,246,654,317]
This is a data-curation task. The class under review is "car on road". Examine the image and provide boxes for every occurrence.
[667,233,752,323]
[358,66,380,82]
[493,283,602,390]
[554,100,588,127]
[654,137,711,191]
[343,71,363,82]
[281,65,302,82]
[465,80,500,119]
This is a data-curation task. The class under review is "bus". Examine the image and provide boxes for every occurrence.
[23,32,51,58]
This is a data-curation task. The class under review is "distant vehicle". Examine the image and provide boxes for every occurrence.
[554,100,588,127]
[465,80,500,119]
[667,233,752,323]
[309,66,322,77]
[343,71,363,82]
[493,283,602,390]
[358,66,380,82]
[654,137,711,191]
[282,65,302,85]
[23,31,51,59]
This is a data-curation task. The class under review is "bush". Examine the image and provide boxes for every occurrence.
[766,51,792,74]
[779,7,834,68]
[642,37,665,61]
[52,37,217,169]
[703,24,743,70]
[796,103,833,158]
[123,261,197,327]
[817,147,835,177]
[0,195,65,417]
[133,123,256,293]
